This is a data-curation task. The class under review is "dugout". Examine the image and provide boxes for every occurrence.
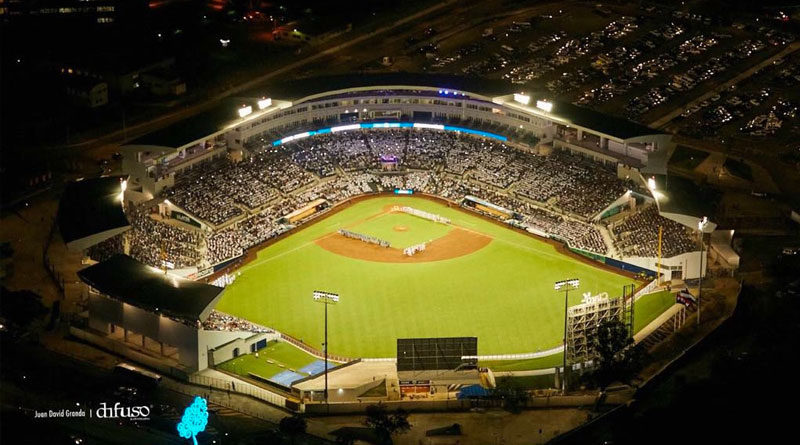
[279,199,329,224]
[462,195,518,220]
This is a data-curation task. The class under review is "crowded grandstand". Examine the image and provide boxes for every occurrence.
[83,84,707,281]
[91,126,697,272]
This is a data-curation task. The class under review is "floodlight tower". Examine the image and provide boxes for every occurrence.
[697,217,708,326]
[554,278,580,392]
[313,290,339,409]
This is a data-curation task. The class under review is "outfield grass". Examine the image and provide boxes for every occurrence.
[633,290,676,333]
[217,341,317,379]
[480,353,564,372]
[217,196,651,358]
[478,290,676,371]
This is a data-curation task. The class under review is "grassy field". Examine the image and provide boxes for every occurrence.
[479,289,676,371]
[633,290,675,333]
[217,196,654,358]
[217,341,317,379]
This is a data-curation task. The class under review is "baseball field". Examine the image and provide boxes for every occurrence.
[216,195,665,359]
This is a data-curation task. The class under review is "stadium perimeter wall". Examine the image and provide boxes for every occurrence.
[303,390,634,415]
[569,247,656,278]
[207,332,280,366]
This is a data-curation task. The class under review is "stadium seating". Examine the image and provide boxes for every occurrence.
[96,128,687,270]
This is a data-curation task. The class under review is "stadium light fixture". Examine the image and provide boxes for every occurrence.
[554,278,580,291]
[536,100,553,112]
[313,290,339,412]
[119,179,127,203]
[238,105,252,118]
[697,216,708,326]
[554,278,579,393]
[513,93,531,105]
[257,97,272,110]
[698,216,708,232]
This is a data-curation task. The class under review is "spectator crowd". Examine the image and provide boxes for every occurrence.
[93,128,696,271]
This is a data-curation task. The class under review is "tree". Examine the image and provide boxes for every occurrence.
[363,404,411,444]
[588,318,645,391]
[177,396,209,445]
[279,413,307,445]
[492,379,528,414]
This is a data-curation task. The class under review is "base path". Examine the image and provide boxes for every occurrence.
[316,227,491,263]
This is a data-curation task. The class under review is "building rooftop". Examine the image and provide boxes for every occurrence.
[126,98,245,149]
[652,174,720,219]
[77,254,224,324]
[548,101,663,140]
[57,176,130,250]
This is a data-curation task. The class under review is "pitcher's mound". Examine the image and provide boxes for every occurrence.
[393,225,408,232]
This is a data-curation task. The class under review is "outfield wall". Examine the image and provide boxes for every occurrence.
[207,332,280,366]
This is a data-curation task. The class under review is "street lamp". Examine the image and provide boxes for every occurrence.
[313,290,339,409]
[554,278,580,392]
[697,217,708,326]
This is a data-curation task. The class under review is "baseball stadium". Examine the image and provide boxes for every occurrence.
[65,77,732,406]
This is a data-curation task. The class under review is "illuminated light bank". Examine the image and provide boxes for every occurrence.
[237,105,253,118]
[272,122,507,146]
[536,100,553,112]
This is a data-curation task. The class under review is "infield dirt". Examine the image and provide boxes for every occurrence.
[316,227,492,263]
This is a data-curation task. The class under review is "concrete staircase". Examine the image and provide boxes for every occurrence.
[597,225,619,258]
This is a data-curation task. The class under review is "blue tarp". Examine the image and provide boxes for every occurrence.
[270,370,305,386]
[299,360,334,376]
[457,385,489,399]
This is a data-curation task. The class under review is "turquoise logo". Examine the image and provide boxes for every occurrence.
[177,396,208,445]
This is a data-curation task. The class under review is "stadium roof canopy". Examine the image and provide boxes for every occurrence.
[123,73,665,150]
[546,101,661,140]
[77,254,223,323]
[127,97,258,149]
[650,174,720,231]
[57,176,131,251]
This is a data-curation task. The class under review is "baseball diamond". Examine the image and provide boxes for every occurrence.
[215,195,654,358]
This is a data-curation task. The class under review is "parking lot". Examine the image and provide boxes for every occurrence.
[358,1,797,156]
[670,50,800,156]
